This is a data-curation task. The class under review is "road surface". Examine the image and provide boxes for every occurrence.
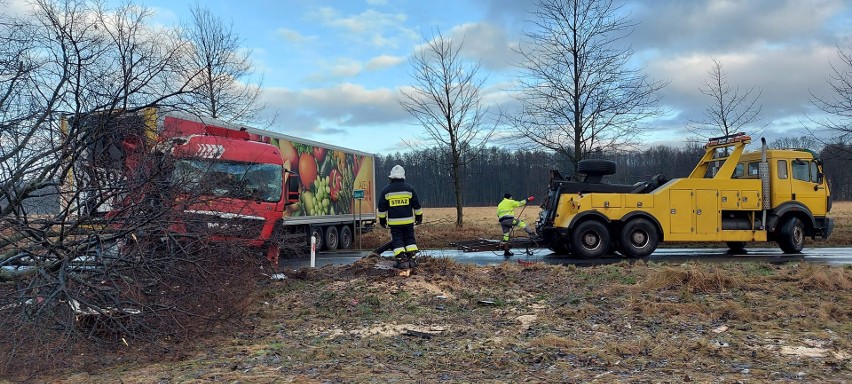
[278,246,852,270]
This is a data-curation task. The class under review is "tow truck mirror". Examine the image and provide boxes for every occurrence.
[817,171,824,185]
[285,171,300,205]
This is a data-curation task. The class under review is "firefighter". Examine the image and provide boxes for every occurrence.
[378,165,423,269]
[497,193,536,256]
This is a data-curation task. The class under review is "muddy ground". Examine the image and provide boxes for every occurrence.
[39,255,851,383]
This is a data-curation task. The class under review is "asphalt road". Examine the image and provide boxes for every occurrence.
[277,246,852,270]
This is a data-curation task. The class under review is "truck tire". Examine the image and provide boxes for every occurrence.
[578,159,617,176]
[571,220,611,258]
[777,217,805,254]
[339,225,353,249]
[549,239,572,255]
[618,218,658,258]
[309,226,324,251]
[726,241,746,254]
[325,225,339,251]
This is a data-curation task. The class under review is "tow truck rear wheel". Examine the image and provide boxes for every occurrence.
[325,225,339,251]
[778,216,805,254]
[726,241,746,254]
[618,218,658,258]
[571,220,610,258]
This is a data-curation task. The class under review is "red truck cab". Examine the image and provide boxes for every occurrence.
[160,115,295,262]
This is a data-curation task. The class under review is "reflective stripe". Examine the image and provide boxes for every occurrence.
[385,191,413,199]
[413,208,423,215]
[377,211,387,218]
[388,217,415,225]
[405,245,418,252]
[393,247,406,256]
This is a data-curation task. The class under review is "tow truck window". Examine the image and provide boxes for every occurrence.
[810,161,819,183]
[747,162,759,177]
[733,163,744,178]
[777,160,787,179]
[792,160,809,181]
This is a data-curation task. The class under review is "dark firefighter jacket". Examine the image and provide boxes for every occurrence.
[377,179,423,226]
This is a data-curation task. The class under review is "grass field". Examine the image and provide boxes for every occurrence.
[361,201,852,250]
[8,203,851,383]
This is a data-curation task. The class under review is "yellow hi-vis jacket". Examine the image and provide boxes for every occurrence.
[497,198,526,219]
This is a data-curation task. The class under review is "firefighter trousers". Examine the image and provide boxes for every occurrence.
[390,224,418,256]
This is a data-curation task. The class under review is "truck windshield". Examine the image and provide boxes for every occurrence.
[173,159,283,203]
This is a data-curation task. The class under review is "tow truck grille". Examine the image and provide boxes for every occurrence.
[183,212,265,239]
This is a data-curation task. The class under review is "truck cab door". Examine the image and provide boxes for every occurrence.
[285,170,300,205]
[790,159,827,216]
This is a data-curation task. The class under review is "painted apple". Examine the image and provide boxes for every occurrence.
[313,147,326,163]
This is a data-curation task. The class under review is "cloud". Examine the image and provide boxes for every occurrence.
[309,6,417,48]
[276,27,317,44]
[448,22,520,70]
[260,83,408,131]
[366,54,405,70]
[629,0,847,54]
[645,45,840,130]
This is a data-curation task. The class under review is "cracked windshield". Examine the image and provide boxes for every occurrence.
[173,159,282,202]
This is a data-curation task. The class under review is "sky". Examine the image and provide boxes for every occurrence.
[11,0,852,154]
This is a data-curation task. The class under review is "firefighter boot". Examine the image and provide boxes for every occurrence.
[405,252,418,268]
[394,255,409,269]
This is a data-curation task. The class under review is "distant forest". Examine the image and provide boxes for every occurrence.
[375,140,852,208]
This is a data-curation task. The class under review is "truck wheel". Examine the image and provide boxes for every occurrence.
[339,225,353,249]
[777,217,805,254]
[325,226,339,251]
[571,220,610,258]
[578,159,617,176]
[549,239,572,255]
[618,219,658,258]
[310,226,324,251]
[726,241,746,254]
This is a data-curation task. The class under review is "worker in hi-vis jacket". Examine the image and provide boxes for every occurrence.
[497,193,536,256]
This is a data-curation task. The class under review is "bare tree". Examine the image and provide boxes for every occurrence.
[0,0,260,377]
[180,4,263,122]
[689,58,764,139]
[811,45,852,144]
[398,30,495,227]
[512,0,666,175]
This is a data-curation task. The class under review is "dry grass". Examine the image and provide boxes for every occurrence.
[34,257,852,383]
[10,202,852,383]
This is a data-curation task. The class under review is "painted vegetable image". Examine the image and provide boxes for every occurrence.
[298,152,317,187]
[329,168,342,201]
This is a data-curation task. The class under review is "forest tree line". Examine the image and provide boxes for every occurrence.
[376,138,852,208]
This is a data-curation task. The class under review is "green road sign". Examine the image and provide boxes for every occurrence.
[353,189,365,199]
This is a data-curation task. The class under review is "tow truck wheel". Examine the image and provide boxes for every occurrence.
[571,220,610,258]
[726,241,746,254]
[549,238,572,255]
[619,218,658,258]
[778,217,805,254]
[339,225,353,249]
[310,226,324,250]
[325,226,339,251]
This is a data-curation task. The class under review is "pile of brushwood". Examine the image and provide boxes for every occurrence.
[10,255,852,383]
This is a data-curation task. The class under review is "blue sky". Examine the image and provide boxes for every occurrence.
[11,0,852,154]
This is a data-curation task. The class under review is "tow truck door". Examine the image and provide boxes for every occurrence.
[790,159,827,216]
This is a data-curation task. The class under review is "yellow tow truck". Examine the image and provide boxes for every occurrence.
[536,132,833,258]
